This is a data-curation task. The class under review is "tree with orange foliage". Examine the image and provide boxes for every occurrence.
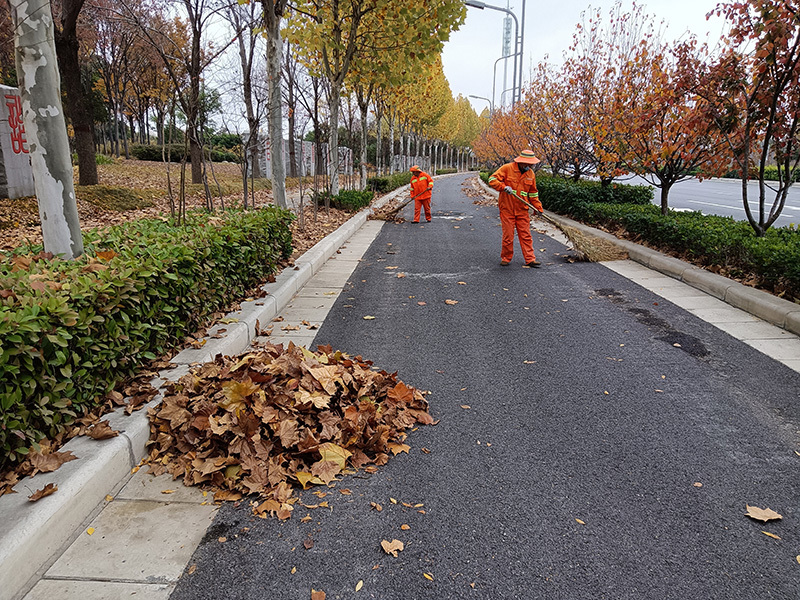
[614,37,730,214]
[686,0,800,235]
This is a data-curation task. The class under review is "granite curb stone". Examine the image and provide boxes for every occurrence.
[0,184,405,600]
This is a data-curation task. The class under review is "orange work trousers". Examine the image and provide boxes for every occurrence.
[500,208,535,263]
[414,198,432,222]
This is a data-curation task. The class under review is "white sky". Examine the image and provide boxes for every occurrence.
[442,0,728,114]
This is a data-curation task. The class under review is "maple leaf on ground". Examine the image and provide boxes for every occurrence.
[28,483,58,502]
[311,590,326,600]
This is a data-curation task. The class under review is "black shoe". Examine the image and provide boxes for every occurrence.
[525,260,541,268]
[500,260,510,266]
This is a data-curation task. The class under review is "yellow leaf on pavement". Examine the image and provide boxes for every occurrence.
[761,531,781,540]
[363,315,376,320]
[86,527,95,536]
[423,573,434,581]
[355,580,364,591]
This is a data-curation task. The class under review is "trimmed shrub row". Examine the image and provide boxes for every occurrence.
[367,171,413,193]
[130,144,239,164]
[538,176,800,300]
[0,208,294,471]
[331,189,374,212]
[435,168,458,175]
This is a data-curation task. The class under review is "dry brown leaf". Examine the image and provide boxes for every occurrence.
[400,524,410,530]
[417,301,426,306]
[187,564,197,575]
[362,315,376,320]
[311,589,326,600]
[745,505,783,522]
[460,405,471,409]
[28,483,57,502]
[355,580,364,592]
[303,537,314,549]
[381,539,404,557]
[218,537,227,543]
[761,531,781,540]
[444,299,458,305]
[370,502,383,512]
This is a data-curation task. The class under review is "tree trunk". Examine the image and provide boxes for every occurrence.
[264,3,287,207]
[328,84,340,196]
[660,183,672,216]
[52,0,98,186]
[11,0,83,258]
[375,102,382,175]
[389,110,395,174]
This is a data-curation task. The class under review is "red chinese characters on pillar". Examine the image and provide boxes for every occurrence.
[5,94,29,155]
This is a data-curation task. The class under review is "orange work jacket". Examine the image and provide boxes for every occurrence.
[488,163,542,213]
[410,171,433,201]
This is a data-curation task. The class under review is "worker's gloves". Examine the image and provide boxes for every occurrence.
[504,185,514,194]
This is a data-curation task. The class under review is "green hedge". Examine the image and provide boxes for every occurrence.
[130,144,239,163]
[436,168,457,175]
[538,176,800,300]
[367,171,413,193]
[0,208,293,471]
[332,189,374,212]
[535,173,653,208]
[721,165,800,183]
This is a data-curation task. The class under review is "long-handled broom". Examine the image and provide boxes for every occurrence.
[372,188,430,222]
[507,189,628,262]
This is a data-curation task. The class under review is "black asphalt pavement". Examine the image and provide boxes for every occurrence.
[171,173,800,600]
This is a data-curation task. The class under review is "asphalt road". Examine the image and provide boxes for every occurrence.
[171,173,800,600]
[630,175,800,229]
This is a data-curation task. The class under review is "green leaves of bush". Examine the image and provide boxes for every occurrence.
[0,207,293,471]
[331,190,374,212]
[539,176,800,301]
[367,172,412,193]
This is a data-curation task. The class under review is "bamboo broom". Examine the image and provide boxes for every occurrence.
[508,189,628,262]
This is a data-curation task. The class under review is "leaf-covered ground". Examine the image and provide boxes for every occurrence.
[0,159,353,256]
[0,160,359,495]
[145,343,433,519]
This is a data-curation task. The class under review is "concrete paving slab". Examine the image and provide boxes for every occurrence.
[744,337,800,361]
[46,500,217,583]
[303,273,354,288]
[117,470,207,504]
[779,359,800,372]
[261,334,319,349]
[713,320,798,341]
[315,260,361,275]
[24,580,173,600]
[294,287,345,298]
[601,260,656,278]
[280,306,330,322]
[689,307,761,324]
[652,294,727,311]
[285,296,337,311]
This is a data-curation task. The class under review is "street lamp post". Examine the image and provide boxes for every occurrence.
[468,94,494,115]
[464,0,524,107]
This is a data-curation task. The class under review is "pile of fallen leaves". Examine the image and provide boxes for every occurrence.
[145,342,433,519]
[465,177,497,206]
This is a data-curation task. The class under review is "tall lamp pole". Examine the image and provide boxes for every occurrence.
[468,94,494,115]
[464,0,522,107]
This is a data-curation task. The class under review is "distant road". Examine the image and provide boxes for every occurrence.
[625,175,800,229]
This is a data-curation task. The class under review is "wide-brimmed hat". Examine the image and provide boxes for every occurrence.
[514,150,540,165]
[410,165,421,172]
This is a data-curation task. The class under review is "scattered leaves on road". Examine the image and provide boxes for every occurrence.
[745,505,782,522]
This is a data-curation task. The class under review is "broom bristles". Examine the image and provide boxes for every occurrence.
[541,214,628,262]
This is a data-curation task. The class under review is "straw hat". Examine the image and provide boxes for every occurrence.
[514,150,540,164]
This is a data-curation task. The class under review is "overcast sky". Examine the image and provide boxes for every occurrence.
[442,0,728,114]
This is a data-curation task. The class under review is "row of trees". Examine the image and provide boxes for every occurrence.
[2,0,484,257]
[474,0,800,236]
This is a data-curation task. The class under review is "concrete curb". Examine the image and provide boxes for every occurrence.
[0,189,402,600]
[475,176,800,337]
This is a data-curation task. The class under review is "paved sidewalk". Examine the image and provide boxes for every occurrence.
[5,173,800,599]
